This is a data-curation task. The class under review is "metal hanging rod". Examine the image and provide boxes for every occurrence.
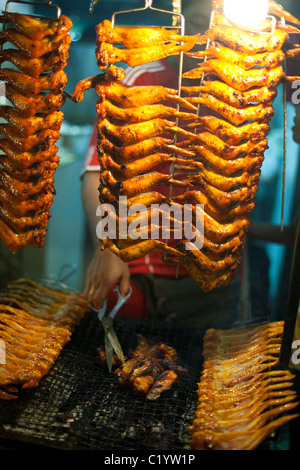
[2,0,61,19]
[111,0,184,28]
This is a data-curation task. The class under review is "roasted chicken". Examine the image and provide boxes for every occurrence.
[0,278,89,399]
[0,11,72,252]
[69,2,300,292]
[191,322,299,450]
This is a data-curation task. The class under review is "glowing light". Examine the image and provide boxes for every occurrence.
[224,0,269,28]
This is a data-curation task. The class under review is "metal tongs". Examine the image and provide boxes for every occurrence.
[89,284,132,371]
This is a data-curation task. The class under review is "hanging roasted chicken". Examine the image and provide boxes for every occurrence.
[70,1,300,292]
[0,11,72,252]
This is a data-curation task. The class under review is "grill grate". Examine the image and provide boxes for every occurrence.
[0,313,205,450]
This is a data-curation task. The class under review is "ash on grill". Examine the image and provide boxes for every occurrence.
[95,334,188,400]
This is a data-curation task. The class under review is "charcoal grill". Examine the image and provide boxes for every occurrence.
[0,313,205,450]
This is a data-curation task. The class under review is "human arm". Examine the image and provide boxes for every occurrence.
[248,216,299,247]
[292,106,300,144]
[81,171,130,309]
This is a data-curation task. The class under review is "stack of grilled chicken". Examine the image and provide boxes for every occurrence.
[71,1,300,292]
[191,322,299,450]
[0,11,72,252]
[0,278,89,399]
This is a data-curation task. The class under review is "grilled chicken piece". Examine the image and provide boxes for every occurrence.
[178,132,268,159]
[0,26,71,58]
[183,62,284,92]
[190,146,264,176]
[146,370,178,400]
[103,237,181,264]
[95,20,200,70]
[96,98,198,124]
[188,175,259,209]
[101,134,174,163]
[200,25,288,54]
[0,168,56,200]
[183,93,275,126]
[100,169,187,198]
[0,124,60,151]
[0,107,63,136]
[133,375,155,396]
[174,191,255,222]
[0,140,58,169]
[185,81,277,108]
[69,65,126,103]
[0,186,54,217]
[96,82,196,110]
[0,205,51,232]
[0,68,67,95]
[0,218,47,253]
[0,154,59,181]
[184,116,270,146]
[100,152,198,180]
[0,12,73,40]
[0,47,69,77]
[188,47,285,70]
[5,84,66,118]
[96,19,201,48]
[98,118,175,146]
[96,40,198,70]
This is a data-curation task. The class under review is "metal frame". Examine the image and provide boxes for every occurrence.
[2,0,61,19]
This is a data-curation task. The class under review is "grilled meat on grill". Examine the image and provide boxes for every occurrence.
[191,322,299,450]
[96,335,187,400]
[0,278,89,399]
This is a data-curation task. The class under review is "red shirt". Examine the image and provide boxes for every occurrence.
[83,59,189,278]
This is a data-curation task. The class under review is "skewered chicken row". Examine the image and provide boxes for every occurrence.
[0,12,72,252]
[97,49,276,288]
[0,278,89,399]
[191,322,299,450]
[71,60,193,260]
[71,4,300,291]
[160,4,300,290]
[95,19,201,71]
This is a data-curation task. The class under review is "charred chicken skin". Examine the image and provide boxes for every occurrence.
[96,335,187,400]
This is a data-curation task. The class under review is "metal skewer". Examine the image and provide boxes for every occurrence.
[281,17,287,233]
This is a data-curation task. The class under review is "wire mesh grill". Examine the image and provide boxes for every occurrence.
[0,313,205,450]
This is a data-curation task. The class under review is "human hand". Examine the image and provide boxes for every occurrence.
[83,246,131,309]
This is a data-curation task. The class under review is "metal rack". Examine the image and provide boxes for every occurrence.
[2,0,61,18]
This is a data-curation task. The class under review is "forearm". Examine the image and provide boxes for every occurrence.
[81,171,100,248]
[248,221,295,247]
